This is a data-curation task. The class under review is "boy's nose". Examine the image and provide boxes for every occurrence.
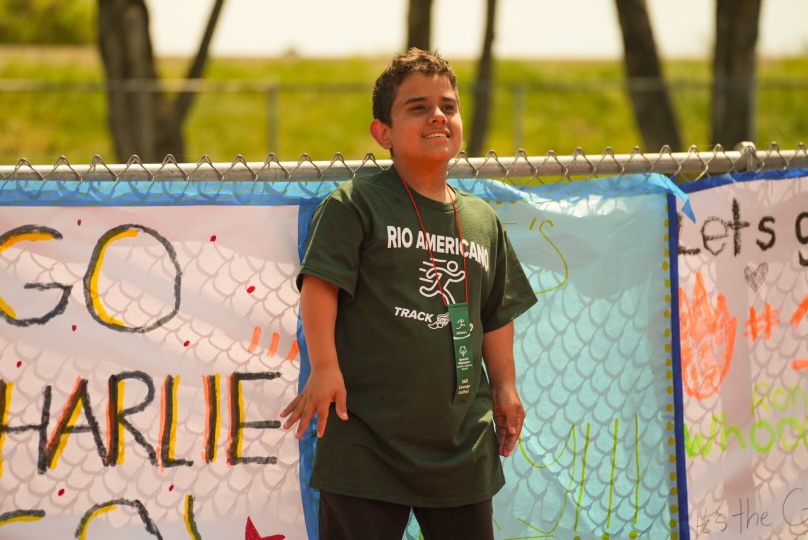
[429,106,448,124]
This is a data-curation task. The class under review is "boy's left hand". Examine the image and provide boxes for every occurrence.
[491,384,524,457]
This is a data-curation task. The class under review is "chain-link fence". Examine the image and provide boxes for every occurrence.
[1,144,806,184]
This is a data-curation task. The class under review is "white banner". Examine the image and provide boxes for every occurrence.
[0,206,306,539]
[678,173,808,540]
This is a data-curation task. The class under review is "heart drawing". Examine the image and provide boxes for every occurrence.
[744,263,768,291]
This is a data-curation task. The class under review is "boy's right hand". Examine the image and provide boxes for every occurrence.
[280,364,348,439]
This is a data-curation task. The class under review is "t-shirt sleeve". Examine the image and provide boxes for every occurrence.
[480,227,538,332]
[296,196,364,298]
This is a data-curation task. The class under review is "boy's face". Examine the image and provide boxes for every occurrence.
[371,73,462,165]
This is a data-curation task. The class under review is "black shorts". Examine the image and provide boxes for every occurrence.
[319,490,495,540]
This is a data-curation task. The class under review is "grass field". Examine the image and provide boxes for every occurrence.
[0,46,805,165]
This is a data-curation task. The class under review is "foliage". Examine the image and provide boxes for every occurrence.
[0,0,96,45]
[0,47,805,165]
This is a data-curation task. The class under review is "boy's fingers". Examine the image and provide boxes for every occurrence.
[315,401,331,438]
[293,400,316,438]
[496,426,511,456]
[494,408,523,457]
[282,399,303,430]
[503,433,517,456]
[501,431,518,454]
[280,395,302,419]
[284,409,305,431]
[287,394,316,424]
[501,410,522,454]
[336,390,349,420]
[288,393,347,438]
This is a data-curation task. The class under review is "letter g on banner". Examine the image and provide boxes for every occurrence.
[0,225,72,326]
[83,224,182,333]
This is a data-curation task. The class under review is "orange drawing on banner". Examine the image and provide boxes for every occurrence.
[679,272,737,400]
[266,332,280,358]
[246,326,298,362]
[285,340,299,363]
[792,359,808,371]
[789,296,808,371]
[743,302,779,342]
[790,295,808,327]
[246,326,261,353]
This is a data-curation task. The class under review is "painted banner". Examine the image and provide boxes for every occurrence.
[0,175,688,539]
[678,169,808,540]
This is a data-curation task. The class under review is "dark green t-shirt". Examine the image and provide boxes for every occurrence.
[298,167,537,507]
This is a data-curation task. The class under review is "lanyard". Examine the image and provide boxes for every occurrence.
[399,179,469,306]
[400,177,473,403]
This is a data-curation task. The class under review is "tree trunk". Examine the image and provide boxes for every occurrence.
[406,0,434,51]
[712,0,762,148]
[98,0,177,162]
[98,0,225,162]
[176,0,225,125]
[615,0,682,152]
[467,0,497,157]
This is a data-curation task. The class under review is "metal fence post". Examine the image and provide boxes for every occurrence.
[267,84,279,153]
[512,85,526,151]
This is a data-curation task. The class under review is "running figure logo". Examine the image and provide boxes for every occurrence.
[419,257,465,304]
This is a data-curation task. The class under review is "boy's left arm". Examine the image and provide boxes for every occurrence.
[482,320,524,458]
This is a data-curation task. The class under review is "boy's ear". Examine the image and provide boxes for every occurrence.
[370,119,391,150]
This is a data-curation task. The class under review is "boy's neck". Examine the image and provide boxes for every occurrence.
[394,160,450,202]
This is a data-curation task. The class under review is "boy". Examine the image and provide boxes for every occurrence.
[281,49,537,539]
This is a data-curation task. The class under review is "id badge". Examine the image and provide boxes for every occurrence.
[447,302,473,403]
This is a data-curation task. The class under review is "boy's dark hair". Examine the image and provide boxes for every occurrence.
[372,48,457,126]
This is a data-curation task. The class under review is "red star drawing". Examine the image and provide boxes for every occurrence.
[245,517,285,540]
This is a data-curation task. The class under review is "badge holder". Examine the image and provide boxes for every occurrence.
[448,302,473,403]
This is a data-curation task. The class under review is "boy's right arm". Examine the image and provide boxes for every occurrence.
[280,275,348,439]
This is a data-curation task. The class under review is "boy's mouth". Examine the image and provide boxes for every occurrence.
[423,131,450,139]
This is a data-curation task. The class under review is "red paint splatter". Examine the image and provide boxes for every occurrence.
[183,341,190,347]
[71,325,77,332]
[58,488,65,496]
[77,219,82,226]
[210,235,217,242]
[16,361,22,368]
[247,285,256,294]
[245,517,285,540]
[169,484,174,492]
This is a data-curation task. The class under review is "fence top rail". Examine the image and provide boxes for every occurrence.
[2,78,808,93]
[0,144,806,183]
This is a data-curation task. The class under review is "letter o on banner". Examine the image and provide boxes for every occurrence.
[83,224,182,333]
[750,420,776,453]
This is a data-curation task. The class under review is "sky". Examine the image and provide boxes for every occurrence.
[145,0,808,59]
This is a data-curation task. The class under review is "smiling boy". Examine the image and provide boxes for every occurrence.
[281,49,537,539]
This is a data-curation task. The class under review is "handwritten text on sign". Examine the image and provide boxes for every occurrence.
[678,174,808,539]
[0,206,306,539]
